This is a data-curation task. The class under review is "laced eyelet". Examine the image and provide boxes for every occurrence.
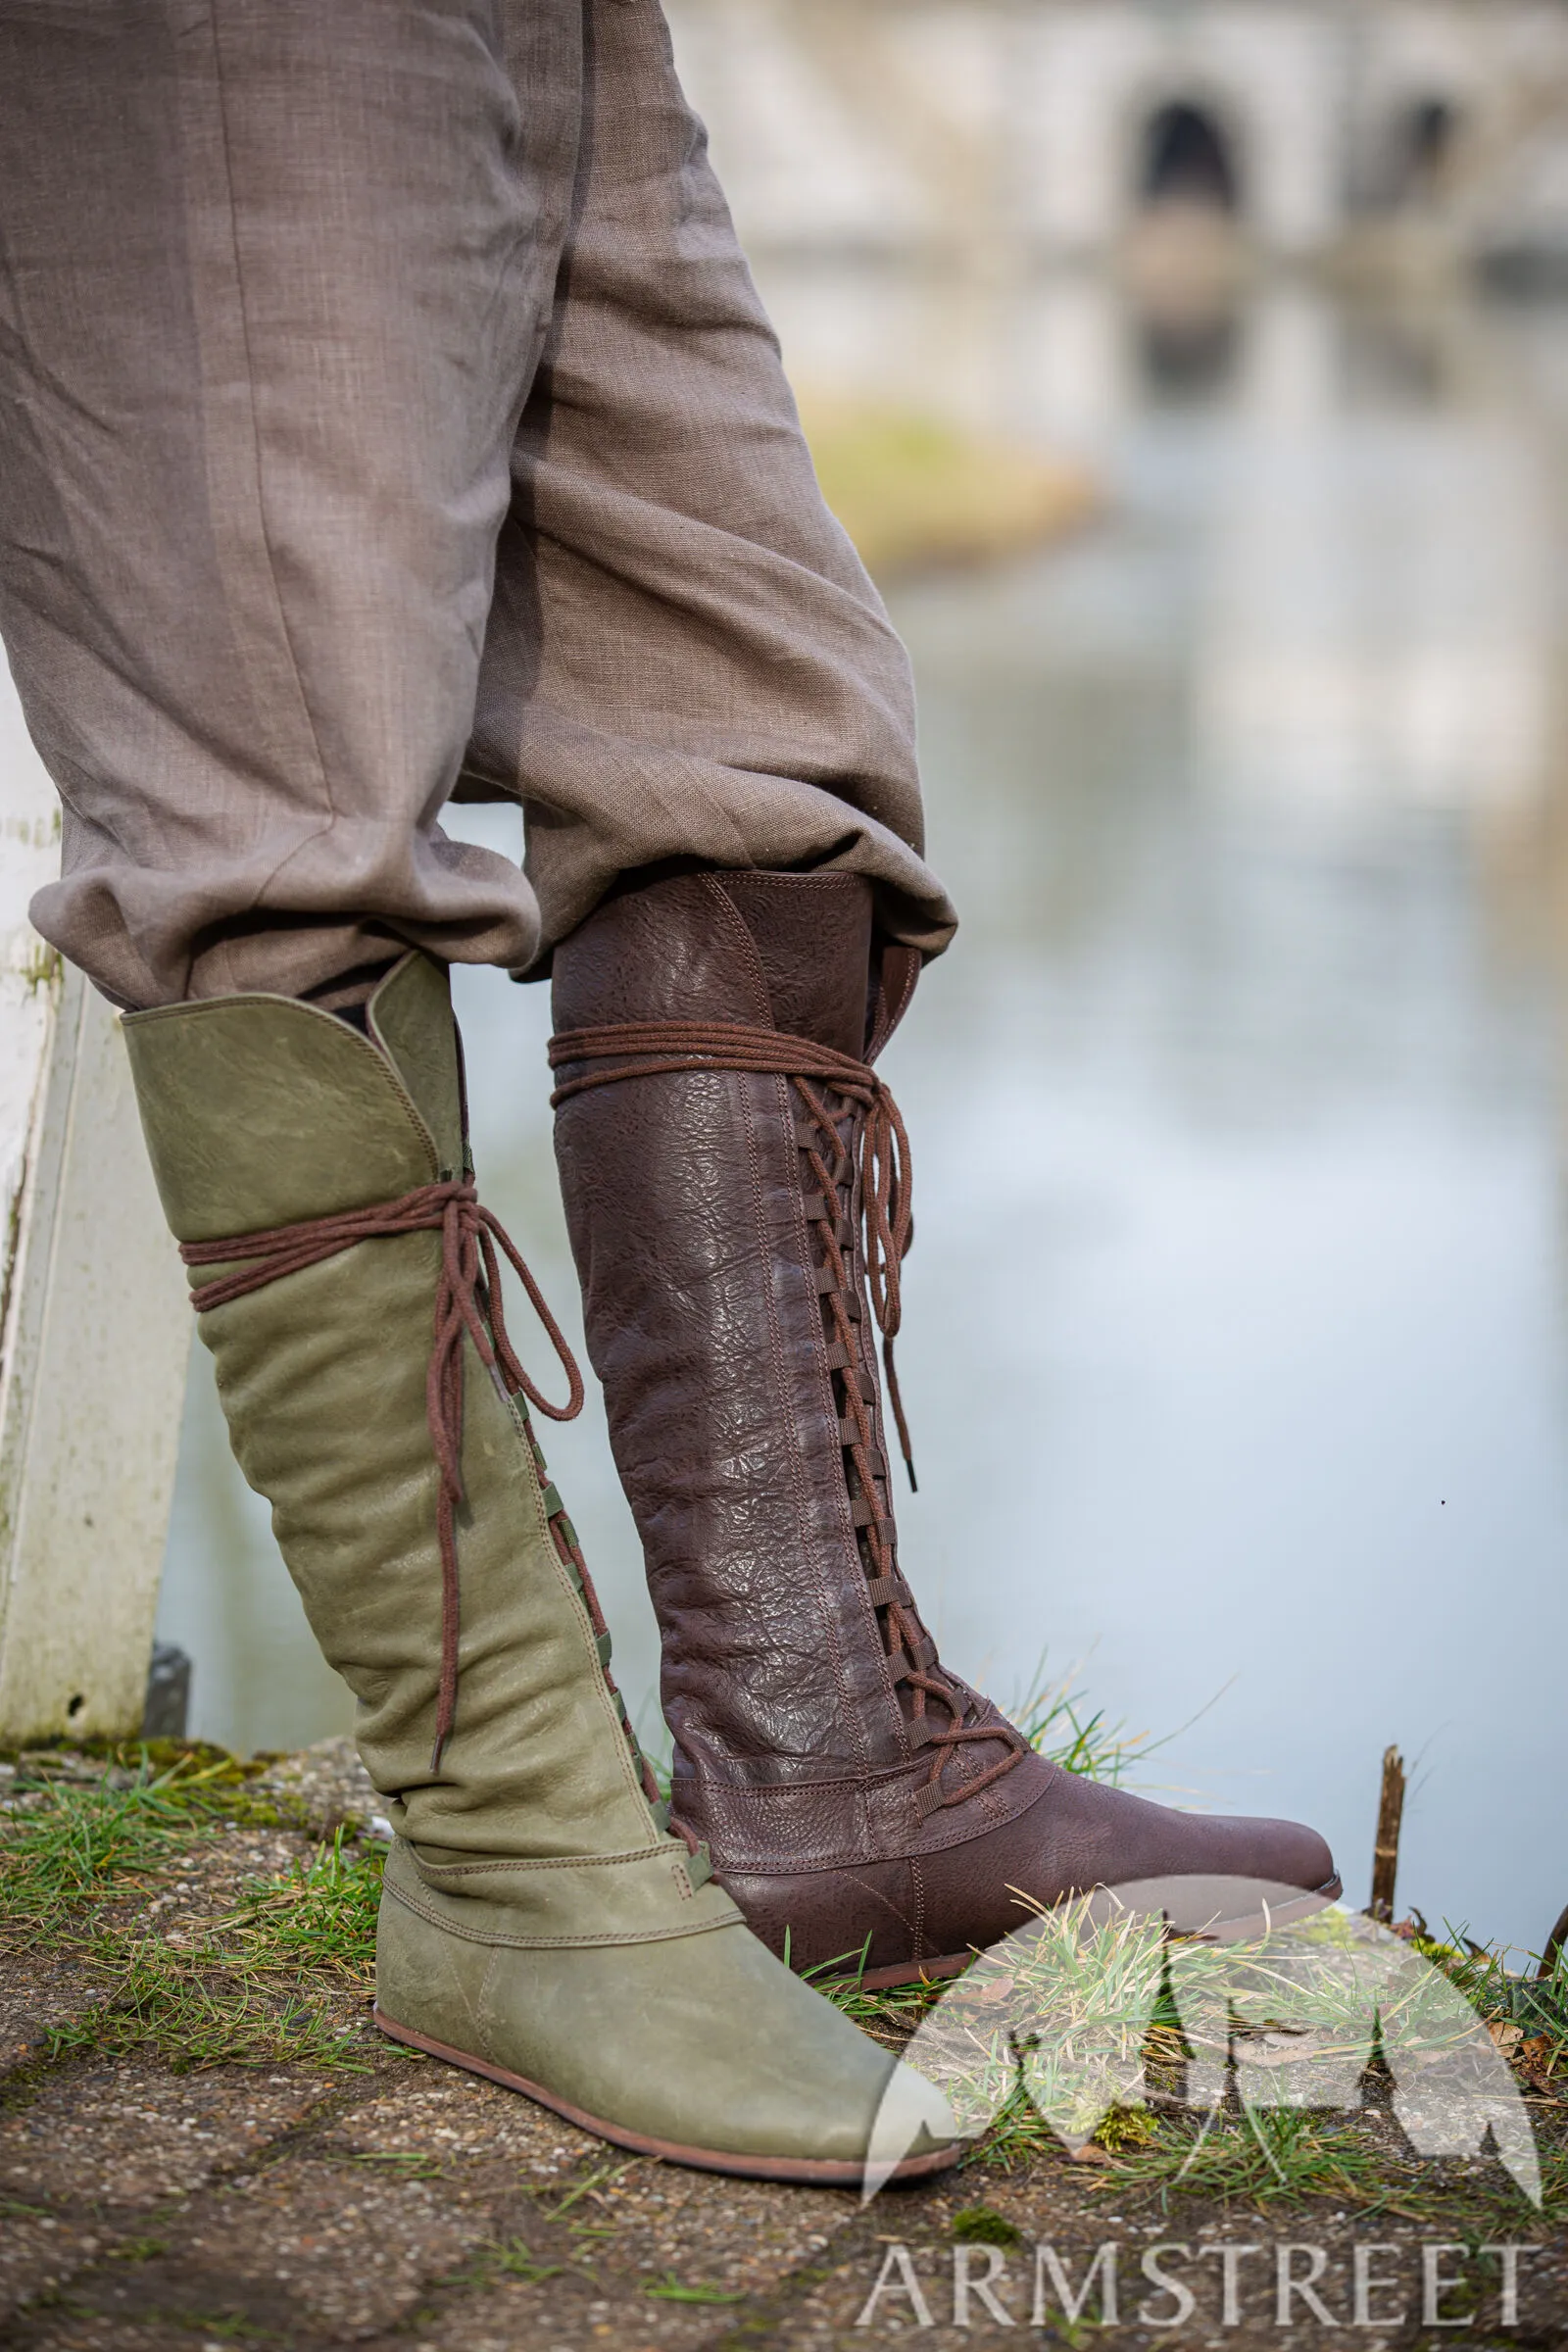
[548,1015,1030,1819]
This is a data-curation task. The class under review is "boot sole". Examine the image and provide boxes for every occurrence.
[834,1873,1347,1991]
[372,2008,960,2186]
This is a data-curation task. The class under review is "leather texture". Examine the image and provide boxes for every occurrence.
[552,873,1338,1980]
[375,1840,953,2168]
[122,954,956,2169]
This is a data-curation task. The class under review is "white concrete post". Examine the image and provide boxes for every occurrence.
[0,655,190,1742]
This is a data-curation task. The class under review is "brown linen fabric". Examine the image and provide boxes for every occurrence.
[0,0,953,1009]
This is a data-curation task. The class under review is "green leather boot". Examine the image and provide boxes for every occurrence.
[123,955,956,2184]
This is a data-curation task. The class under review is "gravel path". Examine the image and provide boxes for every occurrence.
[1,1744,1563,2349]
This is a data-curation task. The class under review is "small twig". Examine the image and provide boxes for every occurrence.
[1367,1746,1405,1926]
[1538,1902,1568,1984]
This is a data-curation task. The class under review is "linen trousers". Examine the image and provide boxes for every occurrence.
[0,0,954,1009]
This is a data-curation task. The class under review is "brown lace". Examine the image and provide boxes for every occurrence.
[552,1021,916,1480]
[549,1020,1025,1817]
[182,1178,589,1770]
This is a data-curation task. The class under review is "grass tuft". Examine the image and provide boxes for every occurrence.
[1,1752,381,2076]
[219,1830,381,1988]
[441,2237,565,2291]
[1014,1658,1178,1787]
[1097,2106,1391,2212]
[1418,1930,1568,2075]
[43,1928,372,2076]
[0,1747,289,1933]
[951,2204,1021,2246]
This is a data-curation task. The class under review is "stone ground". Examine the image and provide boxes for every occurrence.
[1,1744,1565,2351]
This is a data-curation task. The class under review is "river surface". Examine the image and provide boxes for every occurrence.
[156,275,1568,1963]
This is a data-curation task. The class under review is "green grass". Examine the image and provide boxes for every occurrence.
[819,1855,1566,2230]
[0,1746,290,1932]
[42,1921,373,2076]
[526,2157,634,2219]
[440,2237,565,2291]
[811,1960,948,2041]
[4,1735,1561,2245]
[1018,1677,1154,1785]
[1076,2102,1568,2231]
[1,1750,381,2076]
[956,1906,1568,2221]
[1417,1929,1568,2065]
[219,1829,381,1987]
[1091,2105,1397,2212]
[56,1838,380,2074]
[643,2273,746,2304]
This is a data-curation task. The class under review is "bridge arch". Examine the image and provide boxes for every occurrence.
[1137,96,1244,216]
[1380,92,1463,207]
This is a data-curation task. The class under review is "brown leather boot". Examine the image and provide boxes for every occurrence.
[550,871,1341,1986]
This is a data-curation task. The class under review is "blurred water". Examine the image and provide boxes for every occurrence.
[157,279,1568,1961]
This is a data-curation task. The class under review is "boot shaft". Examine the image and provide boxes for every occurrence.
[553,873,902,1781]
[125,956,661,1866]
[552,880,1340,1984]
[552,872,1028,1871]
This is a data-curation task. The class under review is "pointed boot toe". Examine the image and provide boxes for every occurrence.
[897,1764,1343,1965]
[1200,1809,1339,1902]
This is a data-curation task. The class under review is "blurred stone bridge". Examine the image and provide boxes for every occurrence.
[666,0,1568,277]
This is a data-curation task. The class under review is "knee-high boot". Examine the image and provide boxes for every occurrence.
[551,872,1340,1984]
[124,951,956,2177]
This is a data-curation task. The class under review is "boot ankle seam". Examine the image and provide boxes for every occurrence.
[383,1873,741,1951]
[410,1843,685,1880]
[685,1767,1053,1873]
